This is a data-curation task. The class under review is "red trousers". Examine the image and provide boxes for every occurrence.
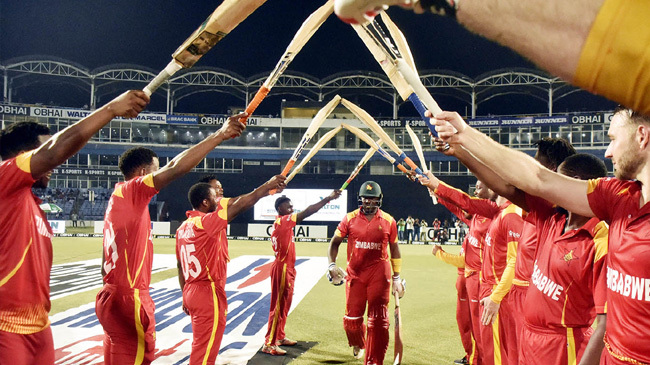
[344,262,391,365]
[458,273,482,365]
[508,284,528,365]
[479,283,516,365]
[519,322,593,365]
[265,262,296,346]
[0,326,54,365]
[183,281,228,365]
[96,284,156,365]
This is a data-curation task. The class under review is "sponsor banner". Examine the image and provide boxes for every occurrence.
[51,255,326,365]
[570,113,603,124]
[28,105,166,123]
[51,167,122,176]
[501,117,534,126]
[48,220,66,234]
[603,112,614,124]
[253,189,348,222]
[93,221,170,235]
[198,115,262,126]
[375,119,430,128]
[247,223,328,239]
[167,115,198,124]
[532,116,568,126]
[468,118,500,127]
[0,104,29,115]
[50,254,177,300]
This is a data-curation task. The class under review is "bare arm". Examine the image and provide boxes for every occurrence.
[31,90,148,179]
[452,144,528,210]
[579,314,606,365]
[296,190,343,224]
[434,111,594,217]
[328,235,344,264]
[152,113,246,190]
[226,175,287,222]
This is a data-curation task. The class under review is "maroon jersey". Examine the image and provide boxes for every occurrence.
[587,177,650,363]
[0,152,53,334]
[335,209,397,276]
[270,213,297,266]
[175,199,230,288]
[523,194,608,329]
[102,174,158,290]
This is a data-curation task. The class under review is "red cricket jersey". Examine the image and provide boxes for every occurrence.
[0,152,53,334]
[587,177,650,363]
[175,199,230,288]
[270,214,297,266]
[102,174,158,290]
[335,208,397,276]
[437,195,488,273]
[514,222,537,285]
[481,202,524,287]
[523,194,608,329]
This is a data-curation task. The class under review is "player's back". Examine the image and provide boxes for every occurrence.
[102,175,158,290]
[176,199,229,288]
[0,153,53,334]
[270,214,297,266]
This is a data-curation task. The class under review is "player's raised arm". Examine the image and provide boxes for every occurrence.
[433,110,594,217]
[435,138,528,210]
[296,190,343,224]
[226,175,287,222]
[30,90,148,179]
[152,113,246,190]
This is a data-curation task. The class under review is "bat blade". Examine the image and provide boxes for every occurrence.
[393,291,403,365]
[405,124,427,172]
[341,142,380,190]
[143,0,267,96]
[242,1,333,123]
[287,125,342,183]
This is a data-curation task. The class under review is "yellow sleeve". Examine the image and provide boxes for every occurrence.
[435,249,466,269]
[490,240,518,303]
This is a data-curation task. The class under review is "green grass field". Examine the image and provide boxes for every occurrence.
[52,237,465,364]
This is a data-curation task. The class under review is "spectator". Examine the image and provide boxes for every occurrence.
[71,212,78,227]
[433,218,441,242]
[419,219,428,242]
[405,216,414,244]
[438,228,449,245]
[397,218,406,242]
[413,218,420,243]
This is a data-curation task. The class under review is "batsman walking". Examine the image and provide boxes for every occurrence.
[328,181,405,365]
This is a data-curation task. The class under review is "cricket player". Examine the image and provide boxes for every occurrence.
[0,91,147,365]
[336,0,650,115]
[95,114,246,365]
[262,189,343,356]
[432,107,650,364]
[176,176,286,365]
[422,172,524,365]
[430,180,498,365]
[517,154,608,364]
[327,181,404,365]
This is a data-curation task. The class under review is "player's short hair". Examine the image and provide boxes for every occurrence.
[534,137,576,170]
[188,182,213,209]
[0,121,51,160]
[118,147,158,178]
[559,153,607,181]
[275,195,291,212]
[614,105,650,126]
[198,174,218,184]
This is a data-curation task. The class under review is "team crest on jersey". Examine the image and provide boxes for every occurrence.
[51,255,326,364]
[562,249,579,263]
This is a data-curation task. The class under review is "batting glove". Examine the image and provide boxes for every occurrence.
[327,262,347,286]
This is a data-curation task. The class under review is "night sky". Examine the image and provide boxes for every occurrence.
[1,0,615,116]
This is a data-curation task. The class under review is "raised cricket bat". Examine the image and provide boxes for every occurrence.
[143,0,268,97]
[241,0,333,123]
[340,123,412,176]
[405,124,427,172]
[340,142,380,190]
[286,125,343,183]
[341,98,424,176]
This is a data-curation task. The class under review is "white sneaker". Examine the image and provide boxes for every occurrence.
[353,346,365,360]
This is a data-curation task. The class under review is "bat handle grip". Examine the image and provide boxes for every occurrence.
[408,93,437,137]
[340,181,349,190]
[269,161,295,195]
[143,61,183,97]
[240,86,270,125]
